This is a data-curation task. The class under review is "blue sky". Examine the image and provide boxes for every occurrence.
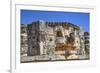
[21,10,90,32]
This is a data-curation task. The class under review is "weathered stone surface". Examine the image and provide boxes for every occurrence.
[21,20,89,62]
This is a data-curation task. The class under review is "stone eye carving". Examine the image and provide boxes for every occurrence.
[56,30,63,37]
[49,38,52,41]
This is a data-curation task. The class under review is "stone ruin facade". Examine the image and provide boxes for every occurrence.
[21,20,90,60]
